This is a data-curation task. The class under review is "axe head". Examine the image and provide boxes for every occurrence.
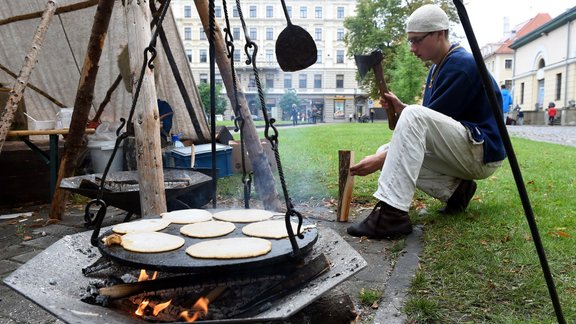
[354,50,384,80]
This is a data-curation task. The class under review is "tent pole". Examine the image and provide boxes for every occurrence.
[49,0,116,220]
[0,0,98,27]
[0,1,58,155]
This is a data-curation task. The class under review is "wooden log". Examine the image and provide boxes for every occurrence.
[0,0,99,27]
[123,0,166,216]
[0,0,58,155]
[337,150,355,222]
[49,0,116,220]
[194,0,281,211]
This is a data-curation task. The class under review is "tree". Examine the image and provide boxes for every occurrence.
[389,42,428,104]
[345,0,460,98]
[278,89,302,120]
[198,82,228,116]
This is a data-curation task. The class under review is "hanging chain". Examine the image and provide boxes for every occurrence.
[85,0,172,242]
[222,0,251,208]
[235,0,303,257]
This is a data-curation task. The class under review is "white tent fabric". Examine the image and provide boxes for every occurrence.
[0,0,210,142]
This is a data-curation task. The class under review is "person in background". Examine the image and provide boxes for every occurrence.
[547,102,557,126]
[346,4,506,239]
[501,84,512,123]
[291,104,298,126]
[514,105,524,126]
[370,108,375,123]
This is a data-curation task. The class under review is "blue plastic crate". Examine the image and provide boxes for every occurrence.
[171,143,232,177]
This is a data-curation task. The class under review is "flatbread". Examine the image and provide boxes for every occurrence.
[241,220,314,239]
[112,219,170,234]
[121,232,185,253]
[212,209,274,223]
[161,209,212,224]
[185,237,272,259]
[180,221,236,238]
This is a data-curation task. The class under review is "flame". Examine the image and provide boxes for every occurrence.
[138,269,158,282]
[135,299,149,316]
[153,299,172,316]
[179,296,209,322]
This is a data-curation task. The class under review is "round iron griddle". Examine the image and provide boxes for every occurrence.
[96,216,318,273]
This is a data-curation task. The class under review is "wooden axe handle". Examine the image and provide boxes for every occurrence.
[372,63,397,130]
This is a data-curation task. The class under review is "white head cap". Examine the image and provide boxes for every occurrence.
[406,4,449,33]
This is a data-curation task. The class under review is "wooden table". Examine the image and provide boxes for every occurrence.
[6,128,95,198]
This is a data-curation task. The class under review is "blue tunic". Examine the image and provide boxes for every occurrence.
[422,45,506,163]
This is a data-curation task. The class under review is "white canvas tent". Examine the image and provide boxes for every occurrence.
[0,0,210,142]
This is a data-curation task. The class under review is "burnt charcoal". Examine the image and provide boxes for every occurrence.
[120,273,138,283]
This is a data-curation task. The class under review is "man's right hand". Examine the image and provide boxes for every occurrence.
[350,151,386,176]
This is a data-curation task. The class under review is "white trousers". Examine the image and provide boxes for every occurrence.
[374,105,503,212]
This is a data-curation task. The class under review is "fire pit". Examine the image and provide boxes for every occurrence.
[4,225,366,323]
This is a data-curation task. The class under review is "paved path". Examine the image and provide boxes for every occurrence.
[506,125,576,147]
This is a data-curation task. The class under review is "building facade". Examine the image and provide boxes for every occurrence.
[171,0,366,123]
[509,7,576,124]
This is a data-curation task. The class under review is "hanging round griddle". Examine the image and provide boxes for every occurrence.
[95,215,318,273]
[275,0,317,72]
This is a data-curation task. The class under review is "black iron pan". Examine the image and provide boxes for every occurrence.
[275,0,317,71]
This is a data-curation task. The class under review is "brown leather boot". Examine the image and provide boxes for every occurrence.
[347,201,412,239]
[439,179,477,214]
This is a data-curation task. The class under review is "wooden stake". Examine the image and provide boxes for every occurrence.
[0,0,57,155]
[50,0,116,219]
[123,0,166,216]
[337,150,354,222]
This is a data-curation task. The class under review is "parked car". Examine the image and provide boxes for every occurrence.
[251,114,262,121]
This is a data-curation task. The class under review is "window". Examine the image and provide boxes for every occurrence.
[336,74,344,88]
[266,73,274,88]
[250,6,257,18]
[233,51,241,62]
[266,28,274,40]
[299,74,307,88]
[200,49,207,63]
[284,75,292,88]
[520,82,524,104]
[186,49,192,62]
[233,7,238,17]
[505,59,512,69]
[334,100,344,119]
[314,74,322,88]
[249,28,257,40]
[215,5,221,18]
[556,73,562,100]
[266,6,273,18]
[200,73,208,84]
[336,50,344,64]
[316,50,322,63]
[315,28,322,41]
[315,7,322,18]
[337,28,344,41]
[248,75,256,87]
[233,27,240,40]
[184,27,192,40]
[184,5,191,18]
[199,28,206,40]
[266,49,274,62]
[337,7,344,18]
[300,6,307,18]
[215,76,223,86]
[287,6,292,18]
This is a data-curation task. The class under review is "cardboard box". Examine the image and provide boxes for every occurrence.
[229,139,277,174]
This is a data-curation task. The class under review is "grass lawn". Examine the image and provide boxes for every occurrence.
[219,122,575,322]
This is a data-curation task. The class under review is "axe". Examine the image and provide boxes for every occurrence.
[354,50,398,130]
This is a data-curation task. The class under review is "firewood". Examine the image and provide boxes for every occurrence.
[337,150,355,222]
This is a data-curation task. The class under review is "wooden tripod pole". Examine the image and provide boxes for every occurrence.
[50,0,116,220]
[0,0,57,155]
